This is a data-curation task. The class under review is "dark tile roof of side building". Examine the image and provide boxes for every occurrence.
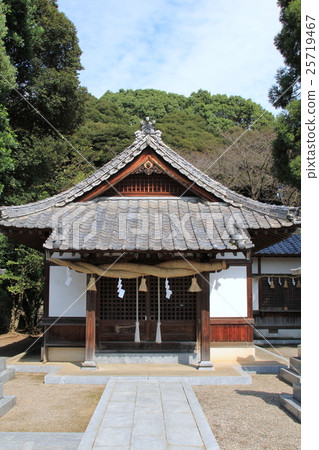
[254,234,301,256]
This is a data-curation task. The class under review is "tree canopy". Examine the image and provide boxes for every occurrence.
[269,0,301,188]
[269,0,301,107]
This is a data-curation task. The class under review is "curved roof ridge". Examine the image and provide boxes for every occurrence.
[0,127,300,224]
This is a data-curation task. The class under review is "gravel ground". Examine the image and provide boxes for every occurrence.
[1,334,301,447]
[0,373,104,432]
[194,374,301,450]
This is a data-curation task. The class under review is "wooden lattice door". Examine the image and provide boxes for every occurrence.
[98,276,198,346]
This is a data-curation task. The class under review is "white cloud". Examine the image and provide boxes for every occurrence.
[58,0,284,111]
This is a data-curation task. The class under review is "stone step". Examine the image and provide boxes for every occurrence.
[0,357,6,371]
[289,357,301,375]
[0,383,3,399]
[280,394,301,422]
[297,345,301,358]
[0,396,16,419]
[293,383,301,403]
[0,368,15,384]
[280,367,301,386]
[95,352,199,364]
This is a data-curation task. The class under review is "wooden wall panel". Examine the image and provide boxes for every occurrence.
[210,319,253,343]
[45,325,85,346]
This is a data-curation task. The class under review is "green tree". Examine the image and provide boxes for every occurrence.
[0,0,16,95]
[0,1,17,198]
[269,0,301,108]
[269,0,301,188]
[0,0,85,333]
[101,89,188,124]
[187,91,274,132]
[0,236,43,333]
[272,100,301,188]
[157,110,225,153]
[0,105,16,198]
[4,0,85,135]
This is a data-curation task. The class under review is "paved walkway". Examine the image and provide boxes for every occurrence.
[78,378,220,449]
[0,432,83,449]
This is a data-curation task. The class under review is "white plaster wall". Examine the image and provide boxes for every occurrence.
[252,278,259,310]
[252,259,258,274]
[210,266,247,317]
[252,257,301,274]
[49,266,86,317]
[51,252,81,260]
[216,252,245,260]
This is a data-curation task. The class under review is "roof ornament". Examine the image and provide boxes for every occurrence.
[135,117,162,140]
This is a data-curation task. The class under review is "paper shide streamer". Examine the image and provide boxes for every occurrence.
[117,278,125,298]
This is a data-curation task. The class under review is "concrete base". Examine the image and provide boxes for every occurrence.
[0,358,6,371]
[197,361,214,371]
[0,368,15,384]
[95,352,200,364]
[0,396,16,418]
[254,339,301,346]
[210,345,255,362]
[82,361,98,370]
[47,347,85,362]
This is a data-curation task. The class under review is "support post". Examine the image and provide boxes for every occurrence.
[198,272,214,370]
[82,289,97,369]
[41,253,50,363]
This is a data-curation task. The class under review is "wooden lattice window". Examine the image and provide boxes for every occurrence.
[99,276,197,321]
[259,277,301,311]
[99,278,146,320]
[149,276,197,321]
[108,173,189,196]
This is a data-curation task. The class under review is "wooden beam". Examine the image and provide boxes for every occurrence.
[82,287,97,369]
[198,272,213,370]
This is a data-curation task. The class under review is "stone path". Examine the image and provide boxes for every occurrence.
[78,378,220,449]
[0,432,83,449]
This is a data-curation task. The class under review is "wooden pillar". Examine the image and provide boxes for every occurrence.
[198,272,214,370]
[82,288,97,369]
[41,253,50,363]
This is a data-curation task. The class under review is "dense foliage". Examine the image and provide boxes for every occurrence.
[269,0,301,188]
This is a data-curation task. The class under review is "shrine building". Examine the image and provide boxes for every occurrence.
[0,119,301,369]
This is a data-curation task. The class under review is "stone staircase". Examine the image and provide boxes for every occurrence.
[279,345,301,422]
[0,357,16,418]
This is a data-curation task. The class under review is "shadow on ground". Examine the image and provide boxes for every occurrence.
[235,388,299,423]
[0,336,42,359]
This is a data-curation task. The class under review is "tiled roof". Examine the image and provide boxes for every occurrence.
[254,234,301,256]
[0,128,300,223]
[0,197,292,252]
[0,124,301,253]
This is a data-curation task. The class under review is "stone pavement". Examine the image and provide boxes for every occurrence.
[0,432,83,449]
[78,378,220,449]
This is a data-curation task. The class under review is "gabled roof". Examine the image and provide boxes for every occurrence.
[0,120,301,253]
[1,197,293,252]
[0,121,300,223]
[254,234,301,256]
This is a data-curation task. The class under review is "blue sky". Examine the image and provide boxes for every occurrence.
[57,0,284,112]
